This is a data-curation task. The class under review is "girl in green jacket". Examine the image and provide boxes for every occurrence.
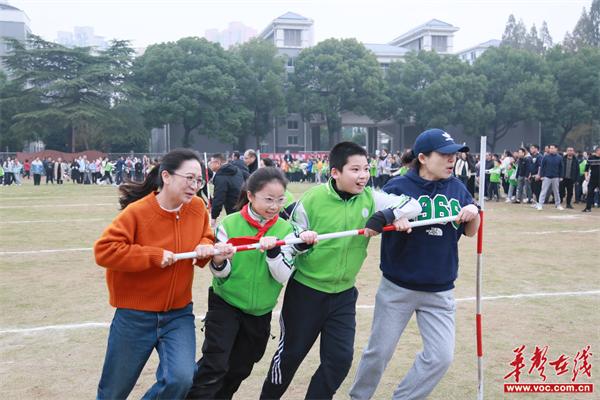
[187,167,315,400]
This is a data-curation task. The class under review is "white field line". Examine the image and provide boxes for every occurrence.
[0,203,115,209]
[0,195,116,201]
[0,218,109,225]
[521,228,600,235]
[1,290,598,335]
[0,248,92,256]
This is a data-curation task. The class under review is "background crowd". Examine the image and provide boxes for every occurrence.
[2,143,598,213]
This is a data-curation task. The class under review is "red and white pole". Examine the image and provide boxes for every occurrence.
[173,215,459,260]
[476,135,486,400]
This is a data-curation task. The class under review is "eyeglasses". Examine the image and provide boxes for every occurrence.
[254,195,287,207]
[172,172,204,187]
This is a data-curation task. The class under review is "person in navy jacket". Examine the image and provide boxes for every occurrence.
[350,129,480,400]
[536,144,564,210]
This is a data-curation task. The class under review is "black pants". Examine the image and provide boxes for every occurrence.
[585,179,600,211]
[531,177,542,202]
[260,278,358,400]
[100,171,113,184]
[560,178,575,206]
[575,175,585,202]
[33,174,41,186]
[467,175,476,197]
[378,174,391,188]
[3,172,13,185]
[46,171,53,184]
[501,176,509,197]
[187,288,271,400]
[487,182,499,200]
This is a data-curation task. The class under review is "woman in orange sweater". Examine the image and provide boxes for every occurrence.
[94,149,220,400]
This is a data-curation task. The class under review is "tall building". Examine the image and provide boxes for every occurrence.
[258,12,316,152]
[204,21,257,49]
[259,11,314,71]
[0,2,31,70]
[388,19,459,54]
[457,39,501,64]
[55,26,108,50]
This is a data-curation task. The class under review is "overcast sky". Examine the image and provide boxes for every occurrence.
[6,0,590,51]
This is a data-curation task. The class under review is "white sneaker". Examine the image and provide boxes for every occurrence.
[557,205,564,210]
[505,199,511,203]
[536,204,543,211]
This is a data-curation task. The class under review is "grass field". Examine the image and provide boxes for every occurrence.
[1,180,599,400]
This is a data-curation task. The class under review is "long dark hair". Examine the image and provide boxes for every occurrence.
[118,148,201,209]
[235,167,287,211]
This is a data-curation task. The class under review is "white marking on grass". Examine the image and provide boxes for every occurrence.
[0,322,110,334]
[355,290,600,308]
[1,290,598,335]
[0,195,116,201]
[522,229,600,235]
[0,203,115,209]
[1,218,109,225]
[546,215,582,220]
[0,248,92,256]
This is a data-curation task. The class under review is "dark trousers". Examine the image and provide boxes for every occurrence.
[3,172,13,185]
[501,176,509,197]
[531,177,542,202]
[187,288,271,400]
[45,171,53,184]
[33,174,41,186]
[560,178,575,206]
[101,171,113,184]
[488,182,500,200]
[467,176,476,197]
[585,179,600,211]
[260,278,358,400]
[375,175,389,189]
[575,175,585,202]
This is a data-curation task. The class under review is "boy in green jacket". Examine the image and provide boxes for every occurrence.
[260,142,421,400]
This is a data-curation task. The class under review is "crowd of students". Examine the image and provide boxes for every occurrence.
[461,144,599,213]
[93,129,483,400]
[0,155,157,187]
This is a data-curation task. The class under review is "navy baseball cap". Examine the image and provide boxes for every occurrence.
[413,129,469,155]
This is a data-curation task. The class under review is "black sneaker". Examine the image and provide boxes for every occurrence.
[582,208,591,213]
[566,204,574,209]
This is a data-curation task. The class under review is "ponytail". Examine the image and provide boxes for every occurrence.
[404,149,431,171]
[235,181,250,211]
[119,165,161,209]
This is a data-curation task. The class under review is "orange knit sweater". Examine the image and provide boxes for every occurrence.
[94,192,214,312]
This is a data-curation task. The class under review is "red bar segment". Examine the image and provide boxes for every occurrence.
[476,313,483,357]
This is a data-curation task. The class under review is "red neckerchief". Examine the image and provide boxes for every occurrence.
[226,204,279,247]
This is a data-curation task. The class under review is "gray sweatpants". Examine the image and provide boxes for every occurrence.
[539,177,561,206]
[349,276,455,400]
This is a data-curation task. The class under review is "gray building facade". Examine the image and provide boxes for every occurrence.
[0,3,31,71]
